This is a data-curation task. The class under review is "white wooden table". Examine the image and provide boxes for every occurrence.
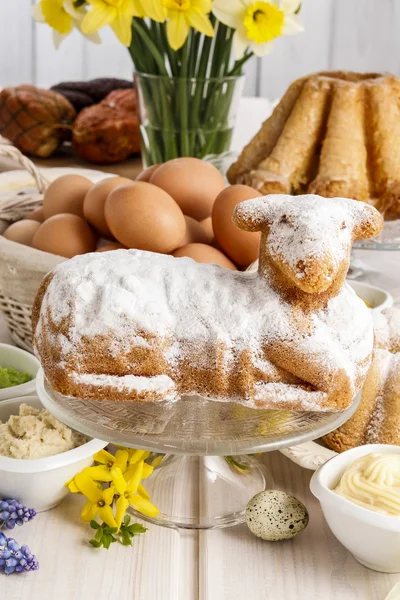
[1,250,399,600]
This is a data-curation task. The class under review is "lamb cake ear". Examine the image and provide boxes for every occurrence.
[351,201,384,241]
[232,196,274,232]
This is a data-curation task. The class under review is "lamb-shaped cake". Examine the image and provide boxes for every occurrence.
[32,193,383,412]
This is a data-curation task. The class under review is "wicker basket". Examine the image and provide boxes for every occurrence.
[0,139,65,351]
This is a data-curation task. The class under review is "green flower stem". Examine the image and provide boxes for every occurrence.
[128,17,248,164]
[132,19,169,76]
[159,22,179,76]
[178,42,190,156]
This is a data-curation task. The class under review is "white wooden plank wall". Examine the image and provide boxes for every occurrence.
[0,0,400,97]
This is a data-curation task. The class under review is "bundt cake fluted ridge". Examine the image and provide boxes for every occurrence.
[228,71,400,220]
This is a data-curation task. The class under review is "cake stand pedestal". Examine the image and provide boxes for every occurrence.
[36,369,360,530]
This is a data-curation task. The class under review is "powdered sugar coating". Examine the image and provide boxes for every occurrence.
[35,246,373,409]
[234,194,380,285]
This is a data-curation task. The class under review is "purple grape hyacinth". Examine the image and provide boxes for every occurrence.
[0,532,39,575]
[0,498,36,530]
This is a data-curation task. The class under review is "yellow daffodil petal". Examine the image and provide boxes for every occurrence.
[143,0,167,22]
[166,10,190,51]
[93,449,115,465]
[84,465,114,482]
[75,471,102,502]
[98,505,118,528]
[128,449,149,465]
[142,463,154,479]
[114,449,129,470]
[111,467,128,495]
[65,478,80,493]
[115,496,130,528]
[110,7,134,45]
[126,461,144,494]
[130,494,159,518]
[81,499,99,522]
[41,0,73,34]
[193,0,212,14]
[138,483,150,500]
[187,8,214,37]
[81,3,116,35]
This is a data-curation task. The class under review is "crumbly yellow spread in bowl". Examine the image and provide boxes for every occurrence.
[0,403,88,459]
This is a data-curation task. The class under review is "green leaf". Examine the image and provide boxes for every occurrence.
[90,520,100,530]
[93,528,104,544]
[103,527,118,534]
[127,524,147,535]
[123,515,131,526]
[89,538,102,548]
[121,530,133,546]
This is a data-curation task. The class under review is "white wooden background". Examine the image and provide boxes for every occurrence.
[2,0,400,99]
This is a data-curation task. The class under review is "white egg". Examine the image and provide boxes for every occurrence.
[245,490,308,541]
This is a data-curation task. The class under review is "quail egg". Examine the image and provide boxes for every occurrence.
[245,490,308,541]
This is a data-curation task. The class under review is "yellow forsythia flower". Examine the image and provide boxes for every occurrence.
[75,471,118,528]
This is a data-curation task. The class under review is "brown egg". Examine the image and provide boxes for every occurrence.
[200,217,214,245]
[212,185,262,267]
[96,243,126,252]
[172,243,236,270]
[83,176,131,238]
[25,207,45,223]
[150,157,225,221]
[105,182,186,253]
[180,216,210,246]
[43,174,93,219]
[136,164,160,182]
[3,219,41,246]
[32,214,96,258]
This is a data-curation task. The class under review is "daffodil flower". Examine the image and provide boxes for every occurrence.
[160,0,215,51]
[32,0,101,48]
[83,448,129,482]
[81,0,165,46]
[75,471,118,528]
[111,464,159,527]
[212,0,303,59]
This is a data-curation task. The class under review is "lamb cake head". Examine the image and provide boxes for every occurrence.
[233,193,383,300]
[33,193,382,413]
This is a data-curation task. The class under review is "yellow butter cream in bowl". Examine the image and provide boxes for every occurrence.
[335,452,400,516]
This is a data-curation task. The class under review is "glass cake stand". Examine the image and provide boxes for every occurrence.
[36,369,360,530]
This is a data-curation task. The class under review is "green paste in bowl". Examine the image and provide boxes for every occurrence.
[0,366,32,389]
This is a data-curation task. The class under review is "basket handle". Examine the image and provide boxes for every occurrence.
[0,136,48,193]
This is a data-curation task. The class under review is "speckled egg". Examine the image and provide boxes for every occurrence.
[245,490,308,541]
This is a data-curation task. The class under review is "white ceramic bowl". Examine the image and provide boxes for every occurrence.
[0,343,40,400]
[348,280,393,312]
[310,444,400,573]
[0,395,107,512]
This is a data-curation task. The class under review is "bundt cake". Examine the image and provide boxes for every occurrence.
[32,194,382,410]
[228,71,400,221]
[324,307,400,451]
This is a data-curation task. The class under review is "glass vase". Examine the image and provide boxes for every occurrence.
[134,72,244,167]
